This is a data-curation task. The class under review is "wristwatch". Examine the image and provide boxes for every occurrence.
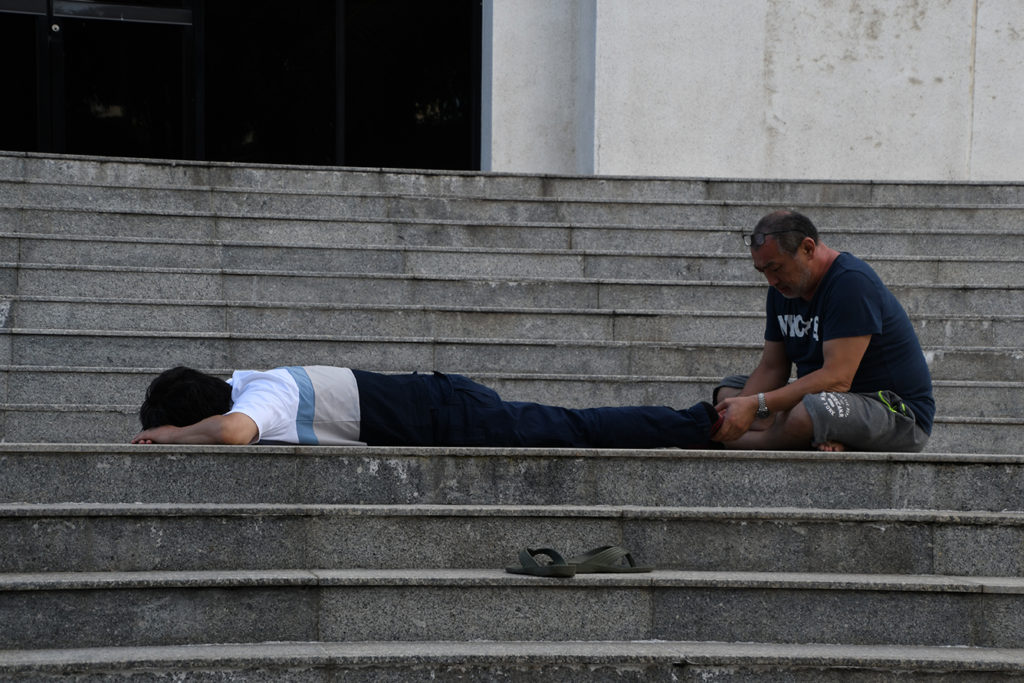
[756,392,770,419]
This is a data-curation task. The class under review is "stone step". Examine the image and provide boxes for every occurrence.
[3,503,1023,577]
[3,329,1016,383]
[7,164,1024,214]
[0,329,761,378]
[4,263,1019,316]
[6,176,1024,229]
[3,232,1021,286]
[4,403,1019,451]
[3,445,1022,511]
[6,151,1024,205]
[2,365,1016,446]
[5,296,1023,349]
[5,206,1023,260]
[3,640,1024,682]
[2,569,1024,649]
[2,364,1017,419]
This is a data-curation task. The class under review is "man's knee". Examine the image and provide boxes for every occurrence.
[777,402,815,443]
[713,375,749,404]
[714,386,741,403]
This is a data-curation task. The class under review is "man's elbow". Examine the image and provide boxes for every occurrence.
[826,376,853,393]
[216,414,259,445]
[217,425,254,445]
[218,431,253,445]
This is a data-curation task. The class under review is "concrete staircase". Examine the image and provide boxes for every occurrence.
[1,151,1023,680]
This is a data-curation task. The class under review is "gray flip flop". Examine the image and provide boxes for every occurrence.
[505,547,576,577]
[568,545,652,573]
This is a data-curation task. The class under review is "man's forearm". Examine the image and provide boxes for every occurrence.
[758,364,861,416]
[133,422,222,444]
[741,364,791,397]
[131,413,258,445]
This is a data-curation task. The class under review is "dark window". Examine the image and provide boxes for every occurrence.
[343,0,479,170]
[0,12,39,152]
[62,17,187,159]
[1,0,480,169]
[205,0,336,165]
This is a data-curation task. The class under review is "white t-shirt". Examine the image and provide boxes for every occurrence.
[226,366,363,445]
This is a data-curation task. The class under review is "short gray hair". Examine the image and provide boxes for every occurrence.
[753,210,819,254]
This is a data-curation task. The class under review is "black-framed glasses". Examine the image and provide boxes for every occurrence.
[742,229,803,247]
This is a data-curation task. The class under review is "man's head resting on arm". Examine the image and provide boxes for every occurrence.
[139,366,232,429]
[134,366,258,444]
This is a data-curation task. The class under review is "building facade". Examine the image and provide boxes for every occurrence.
[3,0,1021,181]
[486,0,1024,181]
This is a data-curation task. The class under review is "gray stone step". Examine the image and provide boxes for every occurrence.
[2,364,1016,447]
[4,402,1019,451]
[5,296,1023,349]
[4,329,1016,383]
[0,329,760,378]
[6,151,1024,205]
[3,232,1021,286]
[7,162,1024,213]
[3,296,767,340]
[4,263,1020,315]
[2,364,1017,419]
[4,640,1024,682]
[3,569,1024,649]
[3,445,1023,511]
[6,176,1024,230]
[3,503,1023,577]
[5,206,1024,261]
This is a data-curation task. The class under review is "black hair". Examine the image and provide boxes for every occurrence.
[753,209,819,254]
[139,366,233,429]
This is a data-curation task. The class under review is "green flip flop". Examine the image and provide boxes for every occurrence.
[568,545,652,573]
[505,547,576,577]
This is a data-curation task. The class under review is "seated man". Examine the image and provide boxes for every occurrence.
[132,365,723,448]
[713,209,935,452]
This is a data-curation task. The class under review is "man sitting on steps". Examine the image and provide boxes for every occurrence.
[131,365,723,448]
[713,209,935,452]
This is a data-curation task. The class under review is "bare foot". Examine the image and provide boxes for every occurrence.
[816,441,846,452]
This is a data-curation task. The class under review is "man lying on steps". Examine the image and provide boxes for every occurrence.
[131,365,724,448]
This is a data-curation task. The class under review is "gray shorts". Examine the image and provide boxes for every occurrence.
[714,375,929,452]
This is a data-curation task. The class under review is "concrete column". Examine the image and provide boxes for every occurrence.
[483,0,596,174]
[971,0,1024,180]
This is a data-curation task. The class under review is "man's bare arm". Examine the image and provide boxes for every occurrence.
[774,334,872,405]
[713,341,791,439]
[131,412,259,445]
[740,340,793,396]
[715,335,870,441]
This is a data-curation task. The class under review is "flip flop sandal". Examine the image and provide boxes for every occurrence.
[504,547,576,577]
[568,545,653,573]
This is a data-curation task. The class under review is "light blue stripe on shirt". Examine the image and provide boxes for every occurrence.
[284,366,318,445]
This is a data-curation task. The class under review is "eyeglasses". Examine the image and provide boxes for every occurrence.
[742,229,804,247]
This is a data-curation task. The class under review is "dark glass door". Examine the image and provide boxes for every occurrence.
[0,0,196,160]
[0,9,39,152]
[343,0,480,170]
[204,0,336,165]
[1,0,480,169]
[61,16,192,158]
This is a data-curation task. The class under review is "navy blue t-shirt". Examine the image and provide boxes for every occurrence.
[765,252,935,434]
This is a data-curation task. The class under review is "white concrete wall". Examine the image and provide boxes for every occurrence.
[485,0,1024,181]
[484,0,594,174]
[972,2,1024,181]
[594,1,768,178]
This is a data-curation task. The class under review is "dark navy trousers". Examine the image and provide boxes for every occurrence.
[352,370,714,448]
